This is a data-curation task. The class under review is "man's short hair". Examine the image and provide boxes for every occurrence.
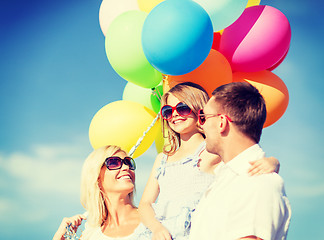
[212,82,267,143]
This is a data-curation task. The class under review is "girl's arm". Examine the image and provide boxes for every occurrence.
[248,157,280,176]
[198,150,222,174]
[53,214,86,240]
[138,153,172,240]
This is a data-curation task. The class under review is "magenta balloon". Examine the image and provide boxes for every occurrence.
[219,5,291,72]
[268,47,289,71]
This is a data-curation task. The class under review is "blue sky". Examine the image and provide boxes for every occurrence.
[0,0,323,239]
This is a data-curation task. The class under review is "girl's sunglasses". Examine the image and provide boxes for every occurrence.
[104,156,136,170]
[160,102,192,120]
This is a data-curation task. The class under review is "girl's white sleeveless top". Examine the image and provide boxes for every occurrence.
[152,141,216,239]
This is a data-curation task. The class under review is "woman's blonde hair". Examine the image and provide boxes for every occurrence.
[80,145,134,228]
[161,82,209,155]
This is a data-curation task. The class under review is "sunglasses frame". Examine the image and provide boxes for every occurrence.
[198,109,233,125]
[160,102,192,120]
[104,156,136,171]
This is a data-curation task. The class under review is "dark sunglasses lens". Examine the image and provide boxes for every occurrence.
[198,109,205,125]
[106,157,122,170]
[161,106,173,119]
[176,103,191,116]
[199,115,206,125]
[124,157,136,170]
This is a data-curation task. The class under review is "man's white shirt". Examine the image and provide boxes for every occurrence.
[189,144,291,240]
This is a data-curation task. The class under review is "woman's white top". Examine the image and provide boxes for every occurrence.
[82,222,148,240]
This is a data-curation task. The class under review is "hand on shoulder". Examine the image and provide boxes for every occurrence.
[248,157,280,176]
[198,150,221,174]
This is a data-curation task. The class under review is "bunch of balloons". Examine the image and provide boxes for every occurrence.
[89,0,291,158]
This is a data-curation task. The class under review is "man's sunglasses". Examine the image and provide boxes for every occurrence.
[104,156,136,170]
[198,109,233,125]
[160,102,192,120]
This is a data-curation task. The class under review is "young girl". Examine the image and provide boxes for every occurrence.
[138,82,279,240]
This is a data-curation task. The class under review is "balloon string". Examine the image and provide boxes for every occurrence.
[129,113,160,157]
[151,88,162,101]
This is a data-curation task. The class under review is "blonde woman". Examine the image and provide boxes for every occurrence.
[53,145,148,240]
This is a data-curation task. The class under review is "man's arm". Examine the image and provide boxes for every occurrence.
[227,174,290,240]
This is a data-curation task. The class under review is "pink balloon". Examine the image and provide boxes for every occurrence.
[268,47,289,71]
[219,5,291,72]
[99,0,139,36]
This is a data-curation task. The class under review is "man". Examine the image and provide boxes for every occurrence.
[190,82,291,240]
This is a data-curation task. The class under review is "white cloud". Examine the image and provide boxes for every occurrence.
[2,145,86,196]
[0,142,91,225]
[0,198,14,216]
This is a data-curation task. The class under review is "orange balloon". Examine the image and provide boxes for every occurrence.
[164,50,232,96]
[233,71,289,128]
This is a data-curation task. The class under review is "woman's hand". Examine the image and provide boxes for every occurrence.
[53,214,86,240]
[248,157,280,176]
[152,225,172,240]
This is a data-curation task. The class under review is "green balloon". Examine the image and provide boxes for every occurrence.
[106,10,162,88]
[150,84,163,114]
[123,82,163,114]
[123,82,153,110]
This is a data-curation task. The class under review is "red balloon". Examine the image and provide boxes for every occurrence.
[212,32,222,51]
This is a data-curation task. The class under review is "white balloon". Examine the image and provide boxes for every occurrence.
[193,0,248,31]
[99,0,139,36]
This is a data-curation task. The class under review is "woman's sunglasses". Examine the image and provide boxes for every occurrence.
[104,156,136,170]
[198,109,233,125]
[160,102,192,120]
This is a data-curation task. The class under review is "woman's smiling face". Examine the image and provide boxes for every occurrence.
[99,150,135,196]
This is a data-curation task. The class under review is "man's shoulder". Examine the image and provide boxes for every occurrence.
[256,173,284,186]
[249,173,286,195]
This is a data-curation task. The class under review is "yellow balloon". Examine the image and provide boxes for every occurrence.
[246,0,261,8]
[89,100,160,158]
[137,0,164,13]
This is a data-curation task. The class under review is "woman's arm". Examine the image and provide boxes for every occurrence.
[53,214,86,240]
[138,153,172,240]
[248,157,280,176]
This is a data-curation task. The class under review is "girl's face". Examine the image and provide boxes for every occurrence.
[98,151,135,196]
[166,93,199,135]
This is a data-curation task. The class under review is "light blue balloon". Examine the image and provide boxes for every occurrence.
[142,0,213,76]
[193,0,248,32]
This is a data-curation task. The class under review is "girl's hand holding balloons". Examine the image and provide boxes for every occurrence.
[152,225,172,240]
